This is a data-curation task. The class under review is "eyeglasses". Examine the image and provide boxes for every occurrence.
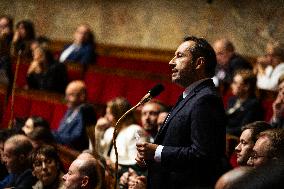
[33,158,54,169]
[249,153,266,161]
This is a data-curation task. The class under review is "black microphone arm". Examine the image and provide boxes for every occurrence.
[112,83,164,189]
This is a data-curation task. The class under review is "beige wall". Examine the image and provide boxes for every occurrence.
[1,0,284,56]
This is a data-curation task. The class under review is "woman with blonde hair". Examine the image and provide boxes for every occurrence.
[95,97,146,175]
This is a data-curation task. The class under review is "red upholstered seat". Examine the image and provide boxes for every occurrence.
[261,99,274,122]
[84,72,107,104]
[12,62,29,88]
[2,95,32,128]
[30,100,56,123]
[50,103,67,130]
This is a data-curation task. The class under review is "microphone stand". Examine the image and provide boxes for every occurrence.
[112,96,149,189]
[8,50,22,128]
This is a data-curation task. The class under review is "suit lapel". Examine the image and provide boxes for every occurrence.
[154,79,214,144]
[154,91,195,143]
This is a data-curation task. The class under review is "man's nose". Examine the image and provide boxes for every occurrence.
[62,174,67,181]
[247,157,253,166]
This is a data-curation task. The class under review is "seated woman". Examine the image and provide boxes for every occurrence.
[26,46,68,93]
[59,24,96,65]
[21,116,50,135]
[11,19,35,58]
[31,144,64,189]
[226,69,263,136]
[95,97,146,175]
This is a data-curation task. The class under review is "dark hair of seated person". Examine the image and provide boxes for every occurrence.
[31,144,64,189]
[27,127,55,149]
[26,47,68,93]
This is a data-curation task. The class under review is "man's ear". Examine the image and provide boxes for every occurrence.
[81,176,89,187]
[195,57,205,70]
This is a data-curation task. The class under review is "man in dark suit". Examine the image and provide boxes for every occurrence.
[136,36,227,189]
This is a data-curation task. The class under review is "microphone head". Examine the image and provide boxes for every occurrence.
[149,84,164,97]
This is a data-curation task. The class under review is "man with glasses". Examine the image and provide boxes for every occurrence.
[247,129,284,167]
[235,121,271,166]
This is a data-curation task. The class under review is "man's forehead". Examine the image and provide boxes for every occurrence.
[142,103,160,112]
[254,136,270,150]
[241,129,253,140]
[176,41,195,52]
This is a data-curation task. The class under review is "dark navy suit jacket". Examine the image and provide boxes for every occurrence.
[148,79,227,189]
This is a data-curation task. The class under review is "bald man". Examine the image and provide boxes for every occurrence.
[2,134,37,188]
[213,39,251,87]
[63,157,99,189]
[53,80,96,151]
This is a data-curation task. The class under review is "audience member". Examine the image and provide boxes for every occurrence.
[2,134,36,188]
[26,46,68,93]
[225,160,284,189]
[140,101,167,142]
[21,116,50,135]
[213,38,252,88]
[96,97,146,174]
[136,36,227,188]
[62,156,99,189]
[53,80,96,151]
[31,144,64,189]
[11,19,35,58]
[0,15,13,94]
[226,69,263,136]
[271,75,284,128]
[214,166,252,189]
[27,127,55,149]
[59,24,96,65]
[0,15,13,47]
[30,36,51,52]
[234,121,271,166]
[76,150,107,189]
[247,128,284,167]
[256,41,284,91]
[0,129,11,181]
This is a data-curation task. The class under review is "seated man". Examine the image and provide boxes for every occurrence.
[140,101,167,142]
[62,154,99,189]
[256,41,284,91]
[2,134,36,188]
[59,24,96,65]
[234,121,271,166]
[213,38,252,88]
[53,80,96,151]
[247,128,284,167]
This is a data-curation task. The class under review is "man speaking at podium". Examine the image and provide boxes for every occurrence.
[136,36,227,189]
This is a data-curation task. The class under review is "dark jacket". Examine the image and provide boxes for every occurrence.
[149,79,227,189]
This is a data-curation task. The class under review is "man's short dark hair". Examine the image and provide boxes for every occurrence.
[5,134,33,156]
[183,35,217,77]
[241,121,271,143]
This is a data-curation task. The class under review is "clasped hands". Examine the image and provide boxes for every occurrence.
[135,142,158,167]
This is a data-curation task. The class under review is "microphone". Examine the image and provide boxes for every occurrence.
[112,83,164,189]
[139,84,165,105]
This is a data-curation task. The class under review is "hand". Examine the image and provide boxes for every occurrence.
[136,142,158,167]
[129,176,147,189]
[12,30,20,43]
[119,168,137,186]
[96,117,111,131]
